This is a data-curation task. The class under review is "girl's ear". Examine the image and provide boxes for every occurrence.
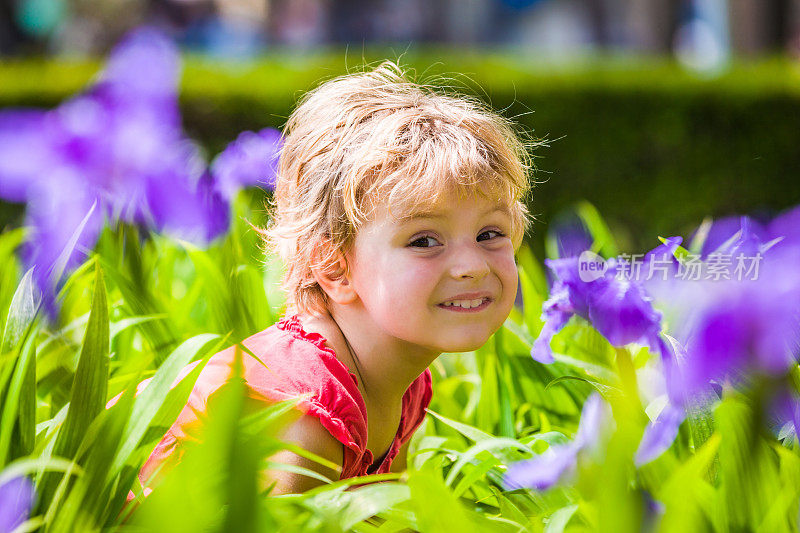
[311,248,358,305]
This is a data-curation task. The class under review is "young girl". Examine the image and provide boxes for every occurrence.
[136,61,532,494]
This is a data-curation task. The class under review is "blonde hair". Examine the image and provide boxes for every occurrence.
[263,61,534,316]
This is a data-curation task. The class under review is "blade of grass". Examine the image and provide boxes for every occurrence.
[0,332,37,465]
[40,262,109,506]
[0,268,40,467]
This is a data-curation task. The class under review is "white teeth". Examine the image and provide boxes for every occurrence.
[443,298,486,309]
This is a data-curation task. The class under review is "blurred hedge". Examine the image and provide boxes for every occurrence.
[2,52,800,252]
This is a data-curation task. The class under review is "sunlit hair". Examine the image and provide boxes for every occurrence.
[262,61,535,316]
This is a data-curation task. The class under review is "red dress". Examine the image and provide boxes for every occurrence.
[129,314,433,490]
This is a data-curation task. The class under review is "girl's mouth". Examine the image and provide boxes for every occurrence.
[436,297,492,312]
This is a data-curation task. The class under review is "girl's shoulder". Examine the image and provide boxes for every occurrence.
[237,314,369,442]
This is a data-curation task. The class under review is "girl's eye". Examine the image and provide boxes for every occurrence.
[478,230,505,242]
[409,235,441,248]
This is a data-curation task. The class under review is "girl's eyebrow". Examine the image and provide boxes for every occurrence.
[400,205,511,223]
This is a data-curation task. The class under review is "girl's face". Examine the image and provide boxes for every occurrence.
[345,191,519,355]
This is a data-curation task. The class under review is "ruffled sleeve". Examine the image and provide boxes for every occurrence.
[235,315,370,479]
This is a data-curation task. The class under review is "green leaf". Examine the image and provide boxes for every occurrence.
[51,385,136,532]
[109,314,167,342]
[684,393,717,458]
[551,352,617,384]
[329,483,411,531]
[0,456,82,487]
[493,330,515,438]
[687,217,713,254]
[444,437,531,487]
[1,268,38,353]
[576,201,618,258]
[716,393,783,531]
[657,434,722,532]
[516,245,547,335]
[42,263,109,504]
[0,269,39,466]
[452,456,498,498]
[545,375,623,400]
[131,349,259,532]
[427,410,495,444]
[59,263,110,455]
[50,200,98,288]
[407,469,477,532]
[0,333,37,465]
[657,235,690,262]
[759,444,800,533]
[545,504,579,533]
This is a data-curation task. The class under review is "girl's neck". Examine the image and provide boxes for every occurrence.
[297,306,437,410]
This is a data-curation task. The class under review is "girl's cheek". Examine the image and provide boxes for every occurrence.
[495,247,518,271]
[395,262,434,284]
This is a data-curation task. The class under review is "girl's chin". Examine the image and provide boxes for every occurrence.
[439,334,492,353]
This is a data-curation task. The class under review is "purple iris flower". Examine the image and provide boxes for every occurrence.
[504,394,611,490]
[532,255,665,364]
[211,128,282,199]
[0,475,36,532]
[634,216,800,464]
[667,268,800,402]
[654,218,800,405]
[0,27,241,316]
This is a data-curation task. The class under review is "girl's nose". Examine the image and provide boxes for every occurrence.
[448,244,490,280]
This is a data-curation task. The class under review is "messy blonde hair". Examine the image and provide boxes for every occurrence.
[263,61,534,316]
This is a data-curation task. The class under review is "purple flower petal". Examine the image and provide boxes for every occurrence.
[695,215,768,259]
[0,475,36,532]
[769,205,800,248]
[211,128,282,199]
[574,393,608,447]
[504,393,611,490]
[549,214,593,259]
[22,187,103,318]
[586,279,662,348]
[504,443,579,490]
[689,291,800,381]
[635,403,685,466]
[643,236,683,277]
[531,285,572,363]
[724,217,766,257]
[100,26,181,104]
[144,159,230,244]
[0,110,53,203]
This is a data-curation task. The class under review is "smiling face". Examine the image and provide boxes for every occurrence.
[344,190,519,355]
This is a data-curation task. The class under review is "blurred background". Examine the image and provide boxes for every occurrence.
[2,0,800,58]
[1,0,800,254]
